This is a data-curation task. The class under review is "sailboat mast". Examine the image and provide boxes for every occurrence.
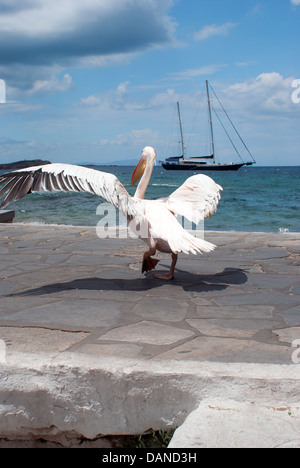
[177,102,185,160]
[206,80,215,163]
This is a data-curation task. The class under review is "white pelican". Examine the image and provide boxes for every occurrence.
[0,146,222,280]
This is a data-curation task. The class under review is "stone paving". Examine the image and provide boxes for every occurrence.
[0,224,299,365]
[0,223,299,447]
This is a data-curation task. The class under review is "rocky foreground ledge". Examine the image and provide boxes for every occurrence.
[0,224,299,448]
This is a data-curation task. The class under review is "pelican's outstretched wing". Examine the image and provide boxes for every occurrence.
[0,163,137,218]
[165,174,223,224]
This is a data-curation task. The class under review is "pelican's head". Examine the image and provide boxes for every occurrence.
[131,146,157,186]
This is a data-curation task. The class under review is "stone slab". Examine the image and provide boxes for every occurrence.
[0,225,299,446]
[273,327,300,345]
[153,336,293,364]
[0,299,122,332]
[169,400,300,448]
[194,305,274,319]
[100,321,195,346]
[132,296,188,322]
[278,306,300,326]
[186,318,281,338]
[0,326,89,362]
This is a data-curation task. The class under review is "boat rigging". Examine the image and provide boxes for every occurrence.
[161,80,256,171]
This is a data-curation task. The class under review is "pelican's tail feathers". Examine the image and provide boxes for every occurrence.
[184,231,216,255]
[189,235,216,255]
[169,228,216,256]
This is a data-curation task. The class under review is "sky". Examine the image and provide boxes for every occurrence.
[0,0,299,166]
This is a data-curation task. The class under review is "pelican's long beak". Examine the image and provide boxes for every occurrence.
[131,157,146,186]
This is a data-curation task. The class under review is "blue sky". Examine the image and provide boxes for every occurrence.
[0,0,299,166]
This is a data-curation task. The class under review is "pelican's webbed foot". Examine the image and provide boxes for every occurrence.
[142,257,159,273]
[152,253,178,281]
[153,271,174,281]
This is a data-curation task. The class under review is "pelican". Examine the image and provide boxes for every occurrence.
[0,146,222,280]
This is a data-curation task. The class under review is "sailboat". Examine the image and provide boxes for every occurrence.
[161,81,256,171]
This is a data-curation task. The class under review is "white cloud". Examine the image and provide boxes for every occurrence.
[235,60,256,67]
[0,0,176,94]
[0,0,176,65]
[101,129,159,147]
[80,81,179,113]
[1,72,298,166]
[224,72,296,117]
[148,89,178,108]
[0,79,5,103]
[0,137,58,163]
[80,81,132,110]
[115,81,130,106]
[168,64,226,81]
[79,72,298,132]
[29,73,73,95]
[80,95,102,107]
[291,0,300,5]
[194,22,238,41]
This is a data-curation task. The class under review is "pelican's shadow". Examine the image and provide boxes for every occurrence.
[11,267,248,297]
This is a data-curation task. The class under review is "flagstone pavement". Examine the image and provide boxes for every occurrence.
[0,224,299,448]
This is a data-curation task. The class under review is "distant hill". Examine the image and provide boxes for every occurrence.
[0,159,51,170]
[80,158,138,167]
[101,158,138,166]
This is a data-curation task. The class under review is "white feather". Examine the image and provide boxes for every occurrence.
[0,149,222,257]
[165,174,223,224]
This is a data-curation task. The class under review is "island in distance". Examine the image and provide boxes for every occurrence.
[0,160,51,170]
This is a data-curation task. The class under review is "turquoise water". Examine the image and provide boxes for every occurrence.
[1,166,299,232]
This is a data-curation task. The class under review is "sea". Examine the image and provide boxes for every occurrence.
[1,165,299,233]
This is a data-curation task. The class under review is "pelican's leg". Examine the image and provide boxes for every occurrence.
[142,248,159,273]
[153,253,178,280]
